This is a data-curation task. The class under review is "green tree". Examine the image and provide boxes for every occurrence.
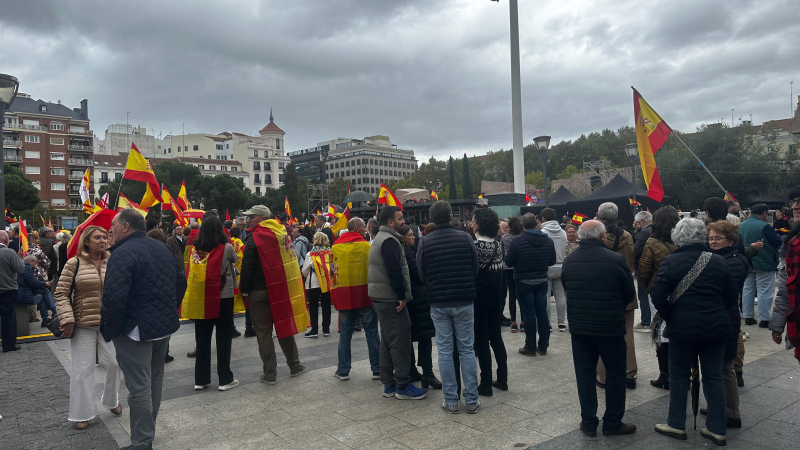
[524,170,544,190]
[279,163,306,219]
[195,174,249,214]
[328,177,348,208]
[461,154,473,198]
[555,165,581,180]
[4,163,40,212]
[448,157,458,200]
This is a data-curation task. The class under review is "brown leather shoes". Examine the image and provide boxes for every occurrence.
[74,421,89,430]
[110,403,122,416]
[518,347,537,357]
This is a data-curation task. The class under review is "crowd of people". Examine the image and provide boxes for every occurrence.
[0,193,798,449]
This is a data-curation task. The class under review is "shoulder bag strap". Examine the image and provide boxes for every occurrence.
[69,257,80,303]
[669,251,711,304]
[612,229,624,253]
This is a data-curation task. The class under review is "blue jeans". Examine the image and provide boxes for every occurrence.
[430,305,478,405]
[515,281,550,352]
[742,271,775,321]
[668,339,726,436]
[338,307,380,374]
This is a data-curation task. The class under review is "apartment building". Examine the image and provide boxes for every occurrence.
[3,94,92,211]
[94,124,170,159]
[289,135,417,194]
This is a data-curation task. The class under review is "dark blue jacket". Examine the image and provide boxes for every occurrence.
[714,245,747,361]
[561,239,635,336]
[405,247,435,342]
[417,224,478,307]
[504,230,556,280]
[650,244,737,343]
[17,263,46,304]
[101,232,186,342]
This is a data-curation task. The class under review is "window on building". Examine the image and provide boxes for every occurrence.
[276,138,281,149]
[345,161,350,167]
[346,170,350,176]
[226,144,229,149]
[198,165,205,170]
[221,166,227,171]
[256,187,261,195]
[209,165,216,170]
[115,173,122,182]
[177,146,181,152]
[253,162,260,170]
[40,105,47,113]
[335,163,339,169]
[193,145,199,151]
[216,144,223,150]
[100,172,108,182]
[379,169,383,175]
[208,155,211,159]
[25,151,40,159]
[50,152,65,160]
[279,174,284,182]
[24,135,40,143]
[370,168,374,174]
[25,166,40,175]
[50,167,65,176]
[50,122,64,131]
[266,174,272,184]
[50,137,64,145]
[232,167,238,172]
[254,150,259,157]
[278,162,284,169]
[51,198,65,206]
[51,183,65,191]
[357,169,361,175]
[369,159,374,164]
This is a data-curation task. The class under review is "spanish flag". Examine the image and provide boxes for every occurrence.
[19,220,29,255]
[430,190,438,201]
[330,206,350,237]
[183,228,200,269]
[177,180,189,210]
[633,87,672,202]
[5,208,18,223]
[231,236,246,312]
[117,194,149,218]
[123,143,162,204]
[285,196,292,218]
[330,231,372,310]
[309,248,334,293]
[162,185,187,227]
[478,193,484,199]
[251,219,309,338]
[181,244,226,319]
[80,168,93,213]
[629,198,641,206]
[140,182,161,209]
[378,184,403,210]
[572,212,588,225]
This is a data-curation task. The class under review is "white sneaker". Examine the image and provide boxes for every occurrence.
[194,384,209,390]
[218,380,239,391]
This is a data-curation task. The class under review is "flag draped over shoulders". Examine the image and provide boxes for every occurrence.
[330,232,372,310]
[252,219,309,338]
[183,228,200,268]
[181,244,224,320]
[310,248,334,293]
[231,237,246,312]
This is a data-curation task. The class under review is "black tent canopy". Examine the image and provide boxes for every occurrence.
[520,185,579,219]
[566,174,672,225]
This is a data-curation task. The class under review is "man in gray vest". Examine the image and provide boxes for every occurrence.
[739,203,782,327]
[368,206,427,400]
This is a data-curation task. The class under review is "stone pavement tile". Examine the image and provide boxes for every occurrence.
[277,432,353,450]
[735,373,775,392]
[354,439,414,450]
[522,406,581,437]
[159,404,218,432]
[342,385,389,403]
[286,393,363,419]
[462,424,550,450]
[390,398,457,427]
[503,385,580,415]
[769,399,800,424]
[739,385,800,409]
[330,415,417,447]
[270,411,357,441]
[337,396,421,421]
[734,418,800,450]
[212,408,301,438]
[762,372,800,392]
[742,360,797,379]
[391,419,483,450]
[451,403,533,432]
[153,426,228,450]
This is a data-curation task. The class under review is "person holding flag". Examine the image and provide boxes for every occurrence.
[80,168,94,214]
[181,216,240,392]
[239,205,309,384]
[331,218,381,381]
[301,232,333,338]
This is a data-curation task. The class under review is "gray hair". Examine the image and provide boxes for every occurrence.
[597,202,618,222]
[671,218,707,248]
[24,254,38,264]
[117,208,146,232]
[38,226,49,236]
[635,211,653,223]
[577,220,606,240]
[725,214,741,228]
[236,217,246,225]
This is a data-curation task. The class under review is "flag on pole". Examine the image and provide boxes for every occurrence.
[39,214,46,226]
[724,191,738,203]
[430,190,438,201]
[633,87,672,202]
[378,184,403,210]
[162,185,187,227]
[478,193,484,199]
[48,217,53,229]
[80,167,93,213]
[4,208,18,223]
[123,144,161,203]
[118,193,149,218]
[140,182,161,209]
[285,196,292,218]
[330,206,350,236]
[628,198,642,206]
[19,220,29,255]
[225,209,230,221]
[571,213,589,225]
[177,180,189,210]
[347,181,352,209]
[97,192,109,209]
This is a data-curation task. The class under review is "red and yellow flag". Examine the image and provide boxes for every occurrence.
[309,249,334,293]
[19,220,29,255]
[124,143,162,204]
[140,182,161,209]
[430,190,438,201]
[162,185,187,227]
[231,236,246,313]
[330,232,371,310]
[81,168,94,213]
[330,206,350,237]
[118,193,149,218]
[629,198,641,206]
[633,87,672,202]
[252,218,309,338]
[66,208,117,259]
[177,180,189,210]
[571,212,588,225]
[181,244,225,319]
[285,196,292,218]
[378,184,403,210]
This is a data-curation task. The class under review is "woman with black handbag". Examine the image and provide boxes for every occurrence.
[54,225,122,430]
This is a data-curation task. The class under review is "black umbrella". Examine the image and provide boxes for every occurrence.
[344,190,375,204]
[691,359,700,430]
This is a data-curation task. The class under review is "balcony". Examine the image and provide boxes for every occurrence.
[4,154,22,162]
[5,123,46,131]
[68,129,93,136]
[99,178,109,184]
[68,174,84,180]
[3,140,21,147]
[69,189,81,196]
[68,158,92,166]
[69,204,83,211]
[253,179,262,184]
[68,144,92,152]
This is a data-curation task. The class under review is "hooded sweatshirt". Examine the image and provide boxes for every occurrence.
[541,220,568,267]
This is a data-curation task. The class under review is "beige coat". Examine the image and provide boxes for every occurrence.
[638,237,676,293]
[54,255,109,327]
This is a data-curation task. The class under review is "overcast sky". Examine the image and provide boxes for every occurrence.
[2,0,798,162]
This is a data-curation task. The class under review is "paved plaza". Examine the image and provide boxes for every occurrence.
[2,302,799,450]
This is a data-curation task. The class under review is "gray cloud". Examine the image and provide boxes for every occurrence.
[1,0,797,163]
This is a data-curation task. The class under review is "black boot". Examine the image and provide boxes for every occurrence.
[421,374,442,389]
[410,369,423,383]
[650,373,669,390]
[650,344,670,390]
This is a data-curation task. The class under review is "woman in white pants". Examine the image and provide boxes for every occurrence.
[55,225,122,429]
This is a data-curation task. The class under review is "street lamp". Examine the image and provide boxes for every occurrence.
[0,73,20,229]
[624,143,639,212]
[778,160,791,207]
[534,135,551,207]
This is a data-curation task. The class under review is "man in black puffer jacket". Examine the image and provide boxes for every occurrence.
[102,209,186,450]
[561,220,637,437]
[504,213,556,357]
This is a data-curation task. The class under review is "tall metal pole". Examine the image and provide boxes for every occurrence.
[540,150,549,207]
[0,103,6,229]
[509,0,525,194]
[629,156,638,213]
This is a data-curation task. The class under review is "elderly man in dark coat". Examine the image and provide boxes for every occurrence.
[561,220,637,437]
